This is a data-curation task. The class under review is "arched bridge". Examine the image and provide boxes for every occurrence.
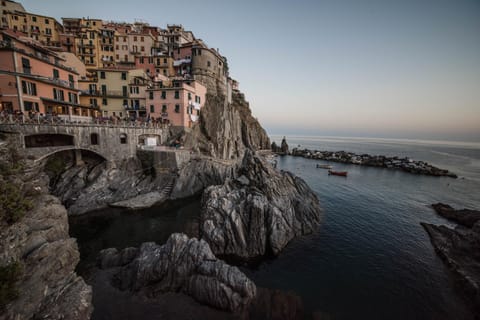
[0,119,169,163]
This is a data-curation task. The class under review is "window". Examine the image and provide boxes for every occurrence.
[174,104,180,113]
[90,133,99,145]
[122,86,128,97]
[163,58,167,64]
[141,46,145,52]
[100,71,106,79]
[90,99,98,107]
[31,16,36,22]
[150,105,154,113]
[53,68,59,79]
[101,85,107,96]
[188,92,192,100]
[140,57,144,64]
[121,72,127,80]
[21,81,37,96]
[149,91,154,99]
[207,61,211,67]
[68,92,78,104]
[45,18,49,24]
[123,37,126,42]
[141,36,144,42]
[24,101,39,112]
[68,75,74,88]
[120,133,127,144]
[102,98,108,105]
[22,58,31,74]
[161,91,166,99]
[53,88,64,101]
[174,91,179,99]
[130,86,139,94]
[162,105,167,112]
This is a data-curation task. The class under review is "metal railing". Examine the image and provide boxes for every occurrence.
[0,113,170,129]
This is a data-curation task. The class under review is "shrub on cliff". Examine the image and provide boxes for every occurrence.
[0,178,33,224]
[0,261,23,311]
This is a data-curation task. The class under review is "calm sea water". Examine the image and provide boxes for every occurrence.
[70,136,480,319]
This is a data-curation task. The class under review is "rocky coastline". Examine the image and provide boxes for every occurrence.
[283,147,457,178]
[421,203,480,314]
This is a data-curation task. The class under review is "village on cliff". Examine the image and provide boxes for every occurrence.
[0,0,238,127]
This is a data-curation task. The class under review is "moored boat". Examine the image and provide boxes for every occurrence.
[317,164,333,169]
[328,170,348,177]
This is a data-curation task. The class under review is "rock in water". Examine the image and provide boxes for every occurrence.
[200,150,322,260]
[422,204,480,313]
[98,233,256,312]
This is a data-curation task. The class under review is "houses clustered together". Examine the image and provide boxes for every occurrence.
[0,0,239,127]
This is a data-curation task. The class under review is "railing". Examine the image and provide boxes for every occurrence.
[0,113,170,129]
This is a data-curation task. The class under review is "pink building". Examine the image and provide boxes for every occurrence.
[0,30,93,120]
[146,79,206,128]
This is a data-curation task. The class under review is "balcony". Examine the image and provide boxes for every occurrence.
[78,43,95,48]
[104,90,128,98]
[80,90,100,96]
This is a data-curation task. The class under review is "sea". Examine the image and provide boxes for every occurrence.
[70,135,480,320]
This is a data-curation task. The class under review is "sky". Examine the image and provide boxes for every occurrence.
[19,0,480,141]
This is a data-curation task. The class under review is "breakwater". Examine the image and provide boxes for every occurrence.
[287,148,457,178]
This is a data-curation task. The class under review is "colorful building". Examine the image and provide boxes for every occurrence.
[146,79,205,127]
[1,3,63,48]
[0,30,94,120]
[79,67,150,118]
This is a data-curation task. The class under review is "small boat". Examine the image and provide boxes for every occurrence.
[316,164,333,169]
[328,170,348,177]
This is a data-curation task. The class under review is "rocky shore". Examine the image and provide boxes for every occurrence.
[286,147,457,178]
[0,140,92,319]
[421,203,480,314]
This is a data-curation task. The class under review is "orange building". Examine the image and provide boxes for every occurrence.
[0,30,95,120]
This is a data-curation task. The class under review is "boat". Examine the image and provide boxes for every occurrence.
[328,170,348,177]
[316,164,333,169]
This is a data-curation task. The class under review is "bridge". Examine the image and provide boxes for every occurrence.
[0,115,170,164]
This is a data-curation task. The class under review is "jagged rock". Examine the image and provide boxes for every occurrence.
[280,137,289,155]
[0,161,92,320]
[184,92,270,160]
[431,203,480,228]
[422,204,480,314]
[52,157,174,215]
[170,157,236,199]
[200,150,322,260]
[98,233,256,312]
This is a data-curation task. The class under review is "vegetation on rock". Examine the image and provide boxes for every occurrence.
[0,261,23,311]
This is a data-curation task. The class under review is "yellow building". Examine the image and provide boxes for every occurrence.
[79,68,150,118]
[62,18,112,68]
[1,5,63,48]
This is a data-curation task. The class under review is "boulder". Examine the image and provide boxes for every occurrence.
[200,150,322,260]
[98,233,256,312]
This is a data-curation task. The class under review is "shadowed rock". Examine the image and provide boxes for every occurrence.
[200,150,322,260]
[422,204,480,314]
[98,233,256,312]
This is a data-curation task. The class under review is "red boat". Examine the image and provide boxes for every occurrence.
[328,170,348,177]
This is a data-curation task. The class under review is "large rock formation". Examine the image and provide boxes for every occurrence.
[51,156,175,215]
[421,203,480,313]
[184,92,270,160]
[0,140,92,319]
[98,233,256,312]
[200,150,322,260]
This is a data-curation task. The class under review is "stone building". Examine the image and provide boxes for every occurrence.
[0,30,93,120]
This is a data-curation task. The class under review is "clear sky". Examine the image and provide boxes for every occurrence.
[19,0,480,141]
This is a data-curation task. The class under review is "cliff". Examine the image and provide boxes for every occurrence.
[184,92,270,160]
[0,140,92,319]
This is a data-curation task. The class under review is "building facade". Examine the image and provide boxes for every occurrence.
[0,31,93,120]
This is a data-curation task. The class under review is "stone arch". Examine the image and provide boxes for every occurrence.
[34,147,108,164]
[24,133,74,148]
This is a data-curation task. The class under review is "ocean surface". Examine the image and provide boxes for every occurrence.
[70,136,480,319]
